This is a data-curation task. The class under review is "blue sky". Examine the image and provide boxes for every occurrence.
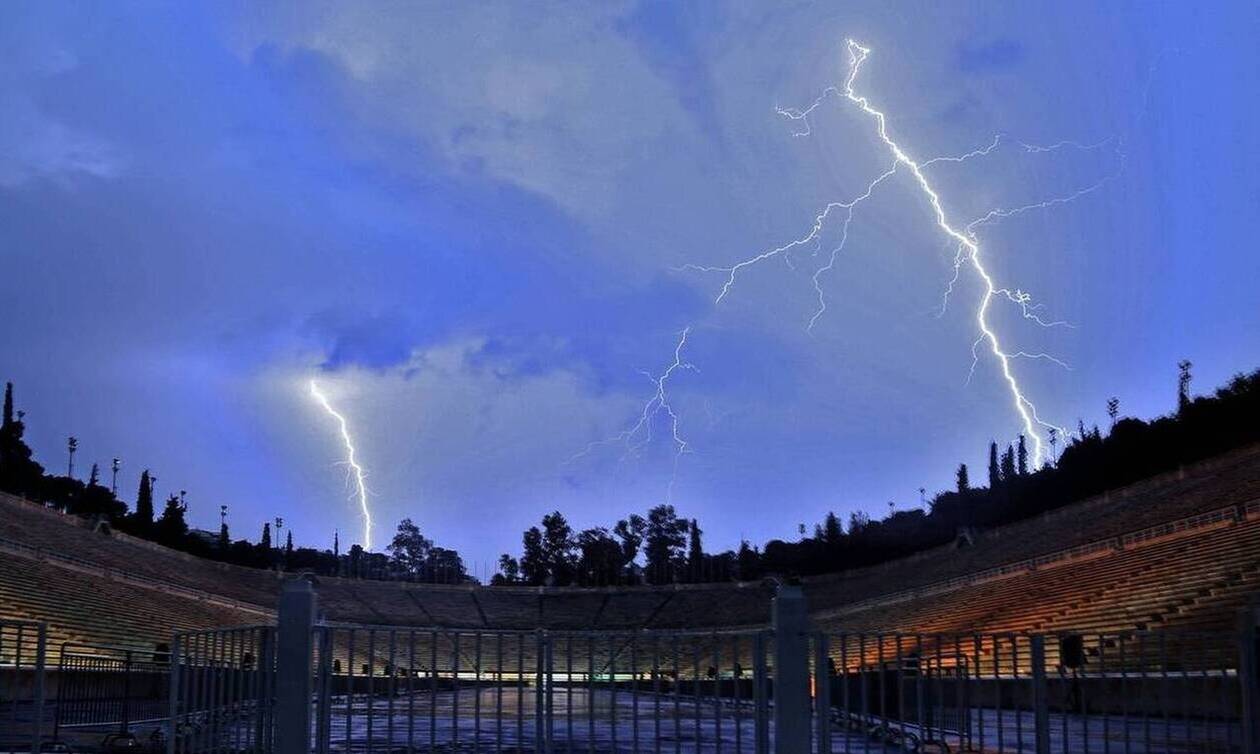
[3,2,1258,575]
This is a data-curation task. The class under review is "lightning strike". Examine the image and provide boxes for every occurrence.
[579,37,1125,488]
[836,39,1067,464]
[568,328,697,500]
[309,379,374,550]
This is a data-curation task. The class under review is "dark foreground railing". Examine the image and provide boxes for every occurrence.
[814,629,1249,753]
[162,580,1260,754]
[0,619,47,753]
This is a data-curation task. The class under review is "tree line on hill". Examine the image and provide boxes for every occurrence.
[1,362,1258,587]
[0,382,467,582]
[490,363,1260,585]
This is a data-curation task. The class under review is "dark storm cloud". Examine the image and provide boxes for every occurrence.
[4,1,1257,569]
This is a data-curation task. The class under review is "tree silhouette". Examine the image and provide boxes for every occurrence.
[2,383,12,428]
[613,514,646,578]
[348,543,363,578]
[645,504,688,584]
[495,554,521,584]
[540,511,576,585]
[132,470,155,531]
[154,494,189,546]
[1000,444,1016,482]
[988,442,1000,489]
[956,463,970,493]
[260,522,272,551]
[0,383,44,497]
[520,527,546,585]
[1016,435,1028,476]
[387,518,433,577]
[1178,360,1193,413]
[822,512,843,545]
[736,540,760,580]
[687,519,704,580]
[576,528,621,585]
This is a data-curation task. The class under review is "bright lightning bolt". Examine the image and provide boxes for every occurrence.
[829,39,1073,466]
[309,379,373,551]
[577,37,1125,486]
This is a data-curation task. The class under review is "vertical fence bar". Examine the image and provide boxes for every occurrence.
[315,628,333,754]
[31,623,45,754]
[814,633,831,754]
[1031,635,1050,754]
[566,634,573,753]
[472,632,481,753]
[535,632,547,754]
[166,634,182,754]
[653,635,662,754]
[753,632,769,754]
[1240,610,1259,754]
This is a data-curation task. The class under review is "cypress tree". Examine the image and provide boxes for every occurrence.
[2,382,13,429]
[687,519,703,580]
[260,522,272,550]
[956,463,970,492]
[1017,435,1028,476]
[1000,445,1017,481]
[134,470,155,527]
[988,442,1000,489]
[1178,360,1193,414]
[822,512,843,545]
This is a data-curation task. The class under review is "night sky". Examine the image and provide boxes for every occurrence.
[4,2,1258,575]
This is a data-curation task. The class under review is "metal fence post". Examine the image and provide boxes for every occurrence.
[32,623,46,754]
[772,584,811,754]
[275,578,317,754]
[1030,635,1051,754]
[1240,608,1260,754]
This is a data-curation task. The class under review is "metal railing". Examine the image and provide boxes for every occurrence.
[164,579,1260,754]
[53,642,172,741]
[0,619,47,754]
[813,629,1250,753]
[166,626,276,754]
[309,623,772,754]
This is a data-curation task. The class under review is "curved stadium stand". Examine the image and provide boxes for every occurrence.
[2,446,1259,754]
[0,445,1259,658]
[805,443,1260,637]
